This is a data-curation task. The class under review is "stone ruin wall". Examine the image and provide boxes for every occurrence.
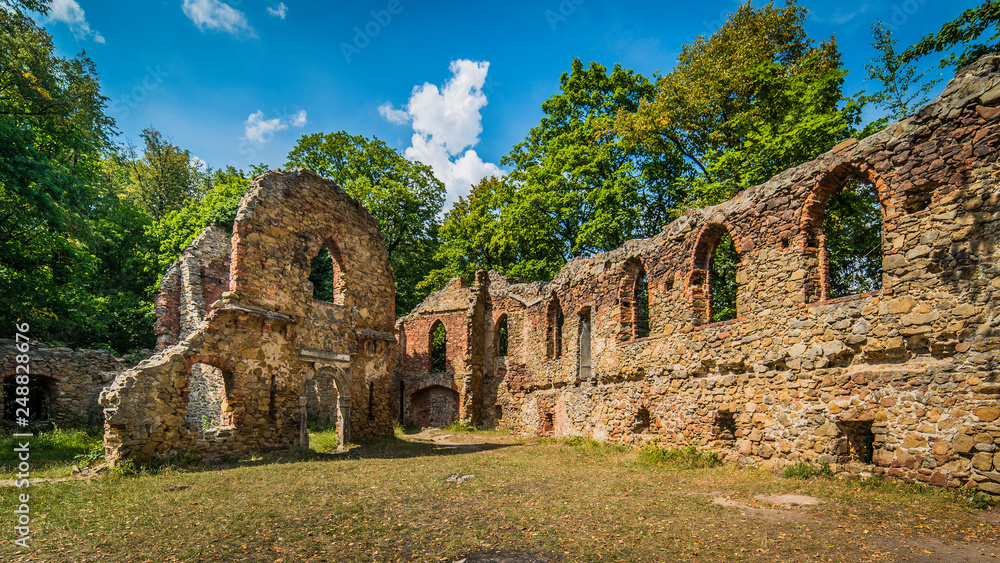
[396,56,1000,495]
[100,169,397,462]
[0,341,131,425]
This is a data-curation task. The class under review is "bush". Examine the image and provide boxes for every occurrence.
[638,445,721,469]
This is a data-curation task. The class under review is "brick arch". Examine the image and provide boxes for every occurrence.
[618,258,650,341]
[689,222,741,323]
[799,162,890,303]
[493,313,509,357]
[305,229,348,305]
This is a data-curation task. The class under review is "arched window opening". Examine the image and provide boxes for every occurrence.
[711,233,739,322]
[546,296,564,359]
[579,309,592,379]
[429,321,447,372]
[691,224,740,323]
[2,375,53,423]
[633,265,650,338]
[309,242,344,304]
[183,363,231,429]
[824,179,882,299]
[494,315,509,357]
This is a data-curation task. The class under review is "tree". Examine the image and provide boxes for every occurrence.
[860,21,941,135]
[615,1,857,207]
[501,59,687,266]
[286,131,446,313]
[124,128,205,220]
[146,166,252,272]
[902,0,1000,69]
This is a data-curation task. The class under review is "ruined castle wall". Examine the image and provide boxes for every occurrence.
[398,56,1000,494]
[0,341,130,424]
[101,170,396,462]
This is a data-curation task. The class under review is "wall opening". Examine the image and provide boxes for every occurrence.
[541,411,555,435]
[620,260,650,339]
[824,179,883,299]
[309,241,345,304]
[494,314,508,357]
[633,407,650,433]
[2,375,54,424]
[691,224,740,323]
[546,296,563,359]
[185,362,230,429]
[836,420,875,464]
[579,309,592,379]
[411,385,459,427]
[368,382,375,421]
[398,380,405,422]
[715,410,736,442]
[429,320,447,373]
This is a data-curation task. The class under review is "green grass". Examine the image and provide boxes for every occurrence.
[1,430,996,562]
[782,461,833,479]
[636,444,722,469]
[0,426,104,479]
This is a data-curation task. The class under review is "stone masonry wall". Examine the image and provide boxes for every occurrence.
[397,56,1000,495]
[0,340,131,424]
[101,169,397,462]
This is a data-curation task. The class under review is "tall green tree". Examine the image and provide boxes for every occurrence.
[286,131,446,313]
[859,21,941,136]
[902,0,1000,69]
[124,128,205,220]
[615,1,857,206]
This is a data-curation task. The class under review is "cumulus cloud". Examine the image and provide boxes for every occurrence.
[266,2,287,19]
[379,60,504,206]
[46,0,104,43]
[182,0,255,37]
[190,155,207,171]
[243,109,307,144]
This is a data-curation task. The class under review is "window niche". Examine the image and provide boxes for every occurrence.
[309,241,345,304]
[546,296,563,359]
[578,308,592,380]
[494,314,508,357]
[691,224,740,323]
[429,320,447,373]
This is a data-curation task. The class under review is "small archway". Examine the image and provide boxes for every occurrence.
[2,374,56,424]
[546,295,564,359]
[429,320,447,372]
[690,223,740,323]
[181,360,235,429]
[411,384,460,427]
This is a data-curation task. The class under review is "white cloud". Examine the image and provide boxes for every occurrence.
[243,109,307,144]
[190,155,207,171]
[380,60,504,206]
[266,2,287,19]
[182,0,255,37]
[46,0,104,43]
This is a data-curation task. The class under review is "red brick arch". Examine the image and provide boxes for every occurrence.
[688,222,741,322]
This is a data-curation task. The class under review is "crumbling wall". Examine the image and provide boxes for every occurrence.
[0,341,131,424]
[398,55,1000,494]
[101,169,396,462]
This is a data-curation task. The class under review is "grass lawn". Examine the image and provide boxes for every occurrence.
[0,428,997,562]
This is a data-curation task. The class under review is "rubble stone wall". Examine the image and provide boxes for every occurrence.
[396,56,1000,494]
[0,341,130,424]
[101,169,397,462]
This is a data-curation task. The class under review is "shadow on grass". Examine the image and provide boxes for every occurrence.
[134,434,519,477]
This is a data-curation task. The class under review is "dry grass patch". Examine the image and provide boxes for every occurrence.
[0,431,996,562]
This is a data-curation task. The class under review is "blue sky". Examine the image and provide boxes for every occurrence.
[38,0,974,206]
